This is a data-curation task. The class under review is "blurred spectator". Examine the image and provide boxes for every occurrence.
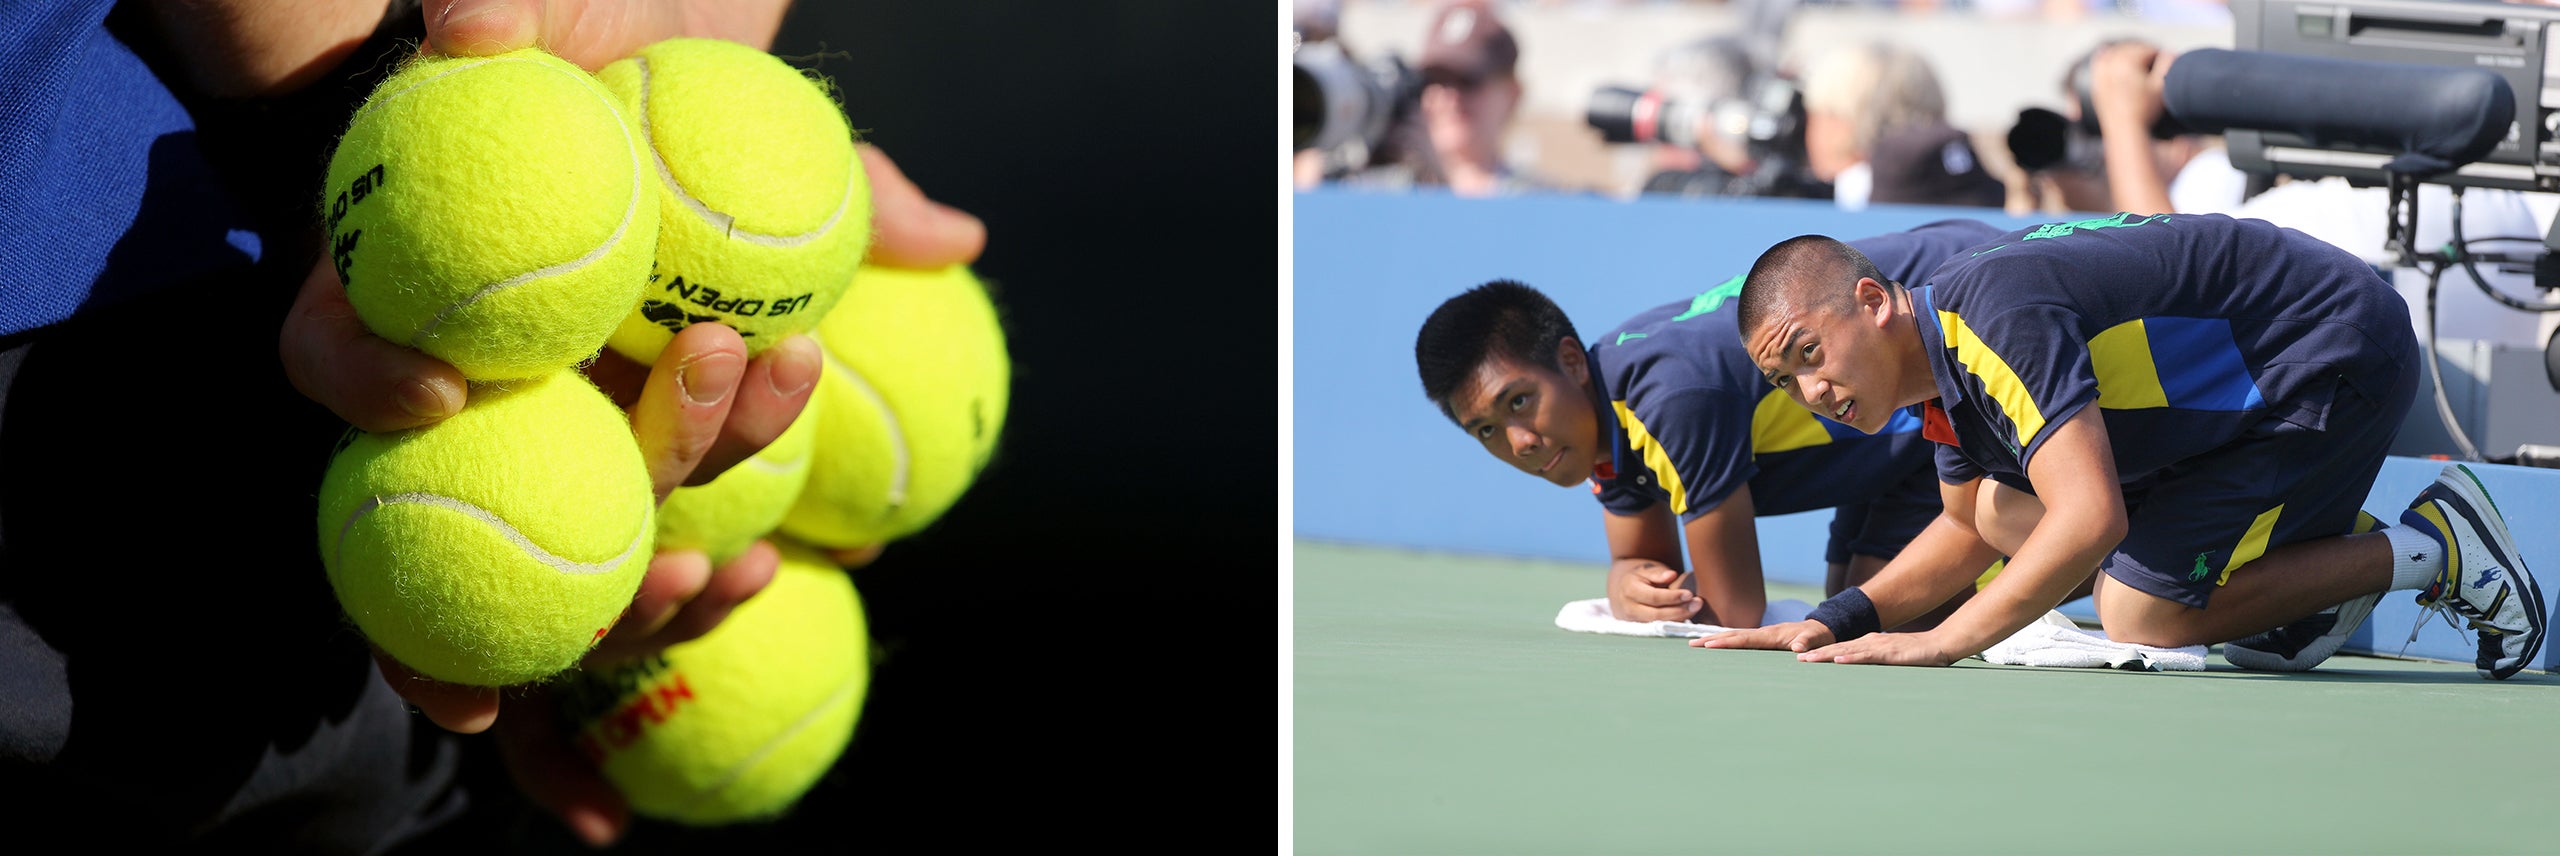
[1410,0,1551,196]
[1799,40,2003,210]
[1867,123,2006,208]
[1632,36,1761,197]
[2072,39,2246,216]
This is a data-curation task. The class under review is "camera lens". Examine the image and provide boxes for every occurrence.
[1585,86,1651,145]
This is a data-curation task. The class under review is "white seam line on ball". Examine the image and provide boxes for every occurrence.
[675,664,866,817]
[335,491,649,575]
[403,57,645,347]
[635,55,857,247]
[822,348,909,510]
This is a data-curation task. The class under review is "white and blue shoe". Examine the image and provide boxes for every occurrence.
[2407,464,2546,680]
[2224,592,2380,672]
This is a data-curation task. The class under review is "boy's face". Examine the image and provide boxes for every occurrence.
[1446,341,1603,488]
[1747,278,1901,435]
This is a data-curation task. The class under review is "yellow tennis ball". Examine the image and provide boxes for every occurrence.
[317,371,656,687]
[560,542,870,825]
[321,48,658,381]
[779,264,1011,549]
[658,400,822,564]
[599,37,870,364]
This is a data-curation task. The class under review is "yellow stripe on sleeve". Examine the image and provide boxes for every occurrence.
[1938,309,2047,449]
[1611,401,1692,516]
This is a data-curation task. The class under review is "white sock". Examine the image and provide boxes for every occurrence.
[2383,524,2446,591]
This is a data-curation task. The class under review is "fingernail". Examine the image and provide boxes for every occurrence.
[767,336,821,398]
[397,377,461,420]
[677,352,743,406]
[568,809,618,848]
[433,0,532,54]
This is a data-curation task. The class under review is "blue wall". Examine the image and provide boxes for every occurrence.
[1291,188,2560,671]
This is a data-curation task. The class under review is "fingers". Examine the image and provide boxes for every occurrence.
[492,686,631,847]
[425,0,549,58]
[828,543,888,569]
[581,542,779,667]
[373,647,500,734]
[423,0,792,70]
[626,322,749,503]
[647,540,780,647]
[859,145,986,269]
[584,549,714,666]
[685,334,820,488]
[281,257,466,432]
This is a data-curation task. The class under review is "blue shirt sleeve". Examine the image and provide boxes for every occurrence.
[0,0,262,336]
[1595,387,1757,523]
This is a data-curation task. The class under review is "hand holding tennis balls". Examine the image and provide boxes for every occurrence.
[557,543,871,825]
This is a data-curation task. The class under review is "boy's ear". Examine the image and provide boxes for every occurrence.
[1555,336,1586,377]
[1857,277,1894,327]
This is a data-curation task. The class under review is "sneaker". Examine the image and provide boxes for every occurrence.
[2407,464,2547,680]
[2223,592,2381,672]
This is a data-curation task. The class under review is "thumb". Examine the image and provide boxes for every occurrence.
[425,0,548,58]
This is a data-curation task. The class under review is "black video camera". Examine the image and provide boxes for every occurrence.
[1292,40,1424,174]
[1584,74,1827,200]
[2006,46,2193,174]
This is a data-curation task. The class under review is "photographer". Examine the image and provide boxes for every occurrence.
[1613,35,1829,201]
[1799,40,2005,211]
[2063,39,2247,216]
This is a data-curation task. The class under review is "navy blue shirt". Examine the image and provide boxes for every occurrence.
[1909,212,2410,485]
[1588,218,2006,520]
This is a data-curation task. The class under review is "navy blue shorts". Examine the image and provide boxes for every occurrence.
[2100,356,2419,608]
[1825,464,1943,565]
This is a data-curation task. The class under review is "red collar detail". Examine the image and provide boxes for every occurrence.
[1589,460,1616,494]
[1920,400,1960,447]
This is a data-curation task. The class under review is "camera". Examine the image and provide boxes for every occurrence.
[1292,40,1424,172]
[1584,74,1827,200]
[2005,47,2191,175]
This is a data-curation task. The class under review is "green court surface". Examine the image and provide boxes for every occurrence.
[1291,540,2560,855]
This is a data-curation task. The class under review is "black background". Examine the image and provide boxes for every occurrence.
[473,3,1278,851]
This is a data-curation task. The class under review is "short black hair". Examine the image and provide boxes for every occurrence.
[1737,235,1884,341]
[1415,279,1580,423]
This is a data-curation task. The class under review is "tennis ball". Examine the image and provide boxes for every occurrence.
[779,265,1011,549]
[658,401,822,564]
[321,48,658,380]
[599,37,870,364]
[560,542,870,825]
[317,371,656,687]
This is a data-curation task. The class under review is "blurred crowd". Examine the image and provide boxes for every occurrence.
[1290,0,2243,215]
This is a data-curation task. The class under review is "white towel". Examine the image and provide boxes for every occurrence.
[1550,598,1811,638]
[1977,609,2206,672]
[1554,598,2205,672]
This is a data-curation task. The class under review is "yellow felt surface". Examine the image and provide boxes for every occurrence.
[600,38,870,362]
[321,48,656,380]
[779,264,1011,548]
[658,394,822,564]
[569,544,869,825]
[316,371,655,686]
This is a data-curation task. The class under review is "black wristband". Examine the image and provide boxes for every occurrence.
[1805,586,1882,642]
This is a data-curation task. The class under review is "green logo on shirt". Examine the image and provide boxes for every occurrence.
[1615,332,1648,345]
[2188,552,2213,581]
[2022,212,2170,242]
[1671,275,1746,321]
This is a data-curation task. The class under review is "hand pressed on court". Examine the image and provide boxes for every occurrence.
[1691,619,1835,652]
[1795,631,1960,667]
[1610,564,1702,622]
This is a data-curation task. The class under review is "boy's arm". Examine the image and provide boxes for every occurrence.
[1695,477,2000,651]
[1801,406,2124,665]
[1602,504,1701,622]
[1680,484,1766,627]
